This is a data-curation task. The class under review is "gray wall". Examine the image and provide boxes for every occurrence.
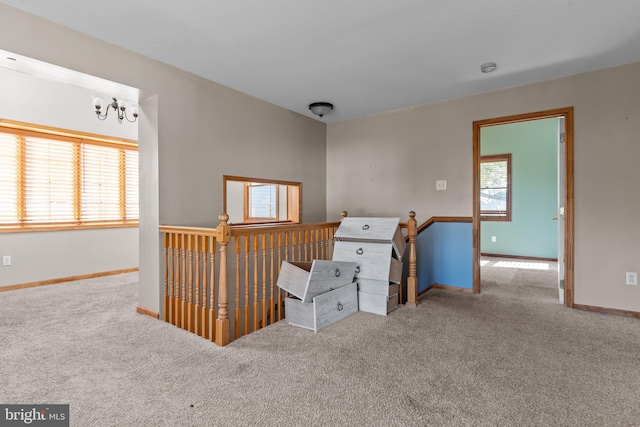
[0,68,139,287]
[327,62,640,313]
[1,4,328,312]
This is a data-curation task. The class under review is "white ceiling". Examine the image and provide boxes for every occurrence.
[2,0,640,122]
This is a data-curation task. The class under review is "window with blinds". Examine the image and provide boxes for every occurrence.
[246,183,278,220]
[0,120,138,231]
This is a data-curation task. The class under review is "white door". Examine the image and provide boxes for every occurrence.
[557,118,565,304]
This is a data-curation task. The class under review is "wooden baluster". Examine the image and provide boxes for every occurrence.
[314,229,320,259]
[269,233,276,324]
[262,233,268,328]
[298,230,304,261]
[194,235,201,336]
[175,234,182,327]
[163,233,169,322]
[292,231,296,262]
[253,234,259,332]
[406,211,419,307]
[284,231,291,261]
[187,234,194,333]
[277,232,283,321]
[208,235,216,342]
[169,234,175,325]
[200,236,209,338]
[234,237,241,339]
[324,227,330,259]
[180,234,187,330]
[167,233,176,324]
[302,230,307,261]
[321,228,327,260]
[215,214,231,346]
[277,232,283,273]
[174,233,180,323]
[244,236,250,336]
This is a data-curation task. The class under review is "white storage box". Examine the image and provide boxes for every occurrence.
[358,292,399,316]
[277,260,357,303]
[332,241,402,284]
[285,283,358,332]
[334,217,406,260]
[356,280,399,296]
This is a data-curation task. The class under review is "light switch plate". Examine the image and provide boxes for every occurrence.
[436,180,447,191]
[2,255,11,266]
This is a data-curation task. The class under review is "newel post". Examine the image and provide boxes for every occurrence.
[406,211,419,307]
[341,211,348,221]
[215,213,232,346]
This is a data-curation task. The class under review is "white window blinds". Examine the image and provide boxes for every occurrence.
[25,136,76,223]
[81,144,121,221]
[0,122,138,230]
[0,132,18,224]
[125,150,139,220]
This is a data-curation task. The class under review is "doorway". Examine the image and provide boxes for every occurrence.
[472,108,574,307]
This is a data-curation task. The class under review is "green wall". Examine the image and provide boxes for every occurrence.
[481,118,559,259]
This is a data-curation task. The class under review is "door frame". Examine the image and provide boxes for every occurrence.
[472,107,574,307]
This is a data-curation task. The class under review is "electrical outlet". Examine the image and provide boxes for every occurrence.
[436,180,447,191]
[2,255,11,266]
[491,236,497,243]
[626,272,638,286]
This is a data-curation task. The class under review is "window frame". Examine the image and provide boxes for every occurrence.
[223,175,301,225]
[244,182,280,222]
[0,119,138,233]
[480,153,512,222]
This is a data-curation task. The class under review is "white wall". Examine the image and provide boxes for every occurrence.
[0,68,137,140]
[0,3,328,312]
[0,70,139,287]
[327,62,640,313]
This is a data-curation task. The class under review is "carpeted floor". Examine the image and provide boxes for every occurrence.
[1,258,639,426]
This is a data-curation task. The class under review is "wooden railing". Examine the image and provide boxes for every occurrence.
[159,211,418,346]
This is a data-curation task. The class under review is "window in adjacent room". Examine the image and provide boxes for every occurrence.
[480,153,511,221]
[223,175,301,225]
[245,182,278,221]
[0,119,138,232]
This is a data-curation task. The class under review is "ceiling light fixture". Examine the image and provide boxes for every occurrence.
[481,62,497,73]
[309,102,333,118]
[93,97,138,123]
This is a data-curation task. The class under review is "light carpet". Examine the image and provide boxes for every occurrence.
[1,259,639,426]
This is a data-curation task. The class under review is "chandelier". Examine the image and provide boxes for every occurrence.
[92,97,138,123]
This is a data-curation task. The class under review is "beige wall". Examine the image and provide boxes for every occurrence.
[327,62,640,312]
[0,4,327,312]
